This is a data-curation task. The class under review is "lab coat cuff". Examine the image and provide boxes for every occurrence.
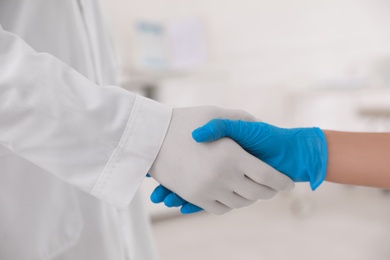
[91,95,173,208]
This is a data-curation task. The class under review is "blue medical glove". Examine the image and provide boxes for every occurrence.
[148,173,203,214]
[150,185,203,214]
[192,119,328,190]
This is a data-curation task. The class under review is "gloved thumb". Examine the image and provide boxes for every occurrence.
[192,119,231,142]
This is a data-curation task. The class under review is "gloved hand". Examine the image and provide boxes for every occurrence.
[192,119,328,190]
[148,107,294,215]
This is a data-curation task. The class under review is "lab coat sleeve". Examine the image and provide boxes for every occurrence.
[0,26,172,208]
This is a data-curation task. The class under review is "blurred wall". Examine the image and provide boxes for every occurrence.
[102,0,390,125]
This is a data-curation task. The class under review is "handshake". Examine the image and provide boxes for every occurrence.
[148,106,328,215]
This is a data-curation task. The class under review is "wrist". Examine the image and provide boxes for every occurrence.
[307,127,328,190]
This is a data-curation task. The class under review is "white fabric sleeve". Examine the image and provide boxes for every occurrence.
[0,26,172,208]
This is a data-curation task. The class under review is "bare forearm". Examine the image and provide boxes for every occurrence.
[324,130,390,188]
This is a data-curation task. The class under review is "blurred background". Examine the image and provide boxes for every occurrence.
[101,0,390,259]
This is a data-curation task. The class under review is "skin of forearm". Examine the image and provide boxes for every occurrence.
[323,130,390,188]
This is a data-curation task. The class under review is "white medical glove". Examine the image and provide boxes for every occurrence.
[148,106,294,215]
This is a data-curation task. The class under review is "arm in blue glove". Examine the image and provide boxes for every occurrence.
[194,125,390,189]
[192,119,328,190]
[151,122,390,213]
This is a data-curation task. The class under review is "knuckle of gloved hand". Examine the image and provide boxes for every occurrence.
[248,172,269,188]
[284,180,295,192]
[241,191,259,201]
[246,187,277,200]
[218,108,256,122]
[276,179,292,192]
[240,198,256,208]
[235,109,257,122]
[207,106,244,121]
[271,174,295,192]
[211,206,231,216]
[201,105,220,118]
[262,189,278,200]
[200,106,258,123]
[229,200,251,209]
[201,200,231,215]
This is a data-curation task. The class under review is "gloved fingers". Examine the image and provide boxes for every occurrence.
[150,185,172,204]
[180,202,203,214]
[235,176,278,200]
[146,173,151,178]
[218,191,256,209]
[164,193,186,207]
[243,154,295,192]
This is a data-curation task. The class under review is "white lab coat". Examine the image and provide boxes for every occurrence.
[0,0,172,259]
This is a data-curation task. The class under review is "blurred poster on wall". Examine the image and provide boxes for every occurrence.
[135,21,169,69]
[133,16,208,72]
